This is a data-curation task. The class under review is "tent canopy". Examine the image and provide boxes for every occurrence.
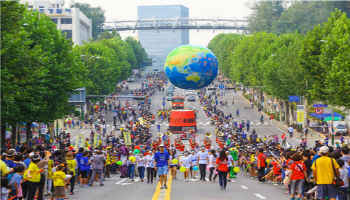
[323,117,342,121]
[310,112,344,120]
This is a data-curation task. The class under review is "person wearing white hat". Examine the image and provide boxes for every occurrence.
[311,146,340,200]
[180,151,192,182]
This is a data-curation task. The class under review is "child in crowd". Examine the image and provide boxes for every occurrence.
[10,165,25,200]
[1,177,12,200]
[53,165,66,200]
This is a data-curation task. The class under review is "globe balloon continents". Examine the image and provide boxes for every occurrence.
[164,45,218,90]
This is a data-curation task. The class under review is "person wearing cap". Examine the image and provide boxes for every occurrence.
[197,146,209,181]
[145,151,155,183]
[180,151,192,182]
[24,154,41,200]
[3,150,16,168]
[189,150,198,179]
[311,146,340,200]
[154,144,170,189]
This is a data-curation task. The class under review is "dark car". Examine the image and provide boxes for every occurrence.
[167,95,173,101]
[188,95,196,101]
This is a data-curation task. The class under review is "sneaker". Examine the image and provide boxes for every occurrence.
[224,187,226,190]
[129,179,132,181]
[100,184,104,186]
[220,186,223,191]
[175,177,177,179]
[147,181,150,183]
[151,181,153,183]
[274,183,278,186]
[69,192,73,195]
[141,179,143,182]
[160,186,164,189]
[164,184,168,189]
[228,179,231,182]
[132,179,134,181]
[185,179,188,182]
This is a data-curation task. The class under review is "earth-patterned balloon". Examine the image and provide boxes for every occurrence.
[164,45,218,89]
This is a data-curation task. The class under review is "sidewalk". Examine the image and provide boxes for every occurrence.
[238,92,325,141]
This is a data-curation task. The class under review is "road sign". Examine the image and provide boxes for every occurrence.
[313,104,328,108]
[289,96,299,102]
[315,107,323,114]
[219,84,225,89]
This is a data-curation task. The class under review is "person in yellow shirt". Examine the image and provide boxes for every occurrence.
[311,146,340,200]
[65,153,77,195]
[53,165,66,199]
[25,154,41,200]
[105,151,111,178]
[46,158,54,195]
[0,160,10,176]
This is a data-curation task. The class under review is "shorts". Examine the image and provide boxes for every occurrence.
[54,186,65,196]
[80,171,88,178]
[227,166,232,172]
[170,164,177,168]
[290,179,304,194]
[157,165,168,176]
[190,166,193,171]
[317,184,337,200]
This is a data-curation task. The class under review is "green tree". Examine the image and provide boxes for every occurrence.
[97,29,120,41]
[246,1,285,33]
[70,2,106,40]
[299,9,343,103]
[125,36,148,69]
[319,12,350,107]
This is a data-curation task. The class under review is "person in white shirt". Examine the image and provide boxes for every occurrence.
[189,150,198,179]
[145,151,155,183]
[226,151,234,182]
[112,125,116,135]
[288,126,294,138]
[180,151,192,182]
[136,153,145,182]
[197,146,209,181]
[208,150,217,183]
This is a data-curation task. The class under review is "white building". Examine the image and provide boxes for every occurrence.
[20,0,92,46]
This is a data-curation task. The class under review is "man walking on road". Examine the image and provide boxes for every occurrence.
[157,124,161,132]
[288,125,294,138]
[154,144,170,189]
[88,150,106,186]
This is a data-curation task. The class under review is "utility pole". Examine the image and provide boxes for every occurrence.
[332,105,334,145]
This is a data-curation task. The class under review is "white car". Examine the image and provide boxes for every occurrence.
[186,90,194,96]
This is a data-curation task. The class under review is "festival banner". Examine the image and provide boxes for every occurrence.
[123,132,132,145]
[41,124,47,134]
[75,134,85,149]
[94,134,100,148]
[19,125,26,143]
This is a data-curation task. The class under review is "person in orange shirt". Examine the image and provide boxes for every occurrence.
[257,148,266,183]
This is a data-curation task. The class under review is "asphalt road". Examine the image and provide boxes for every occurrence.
[66,78,299,200]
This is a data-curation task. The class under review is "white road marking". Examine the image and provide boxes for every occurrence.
[71,130,87,142]
[199,122,203,124]
[254,194,266,199]
[263,122,268,125]
[121,183,132,186]
[116,179,126,184]
[151,124,155,126]
[241,186,248,189]
[255,122,261,125]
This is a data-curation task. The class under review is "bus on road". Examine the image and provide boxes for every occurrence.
[171,96,184,109]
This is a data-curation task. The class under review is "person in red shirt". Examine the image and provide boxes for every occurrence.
[289,153,307,200]
[281,133,287,146]
[257,148,266,183]
[271,157,282,183]
[215,150,228,190]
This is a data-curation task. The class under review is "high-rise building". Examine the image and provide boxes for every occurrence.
[138,5,189,72]
[20,0,92,46]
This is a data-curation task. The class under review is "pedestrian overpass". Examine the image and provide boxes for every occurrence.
[103,17,248,33]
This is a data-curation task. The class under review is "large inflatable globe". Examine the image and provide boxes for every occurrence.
[164,44,218,90]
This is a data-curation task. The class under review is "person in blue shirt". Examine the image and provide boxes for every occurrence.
[236,109,239,117]
[154,144,170,189]
[3,150,16,168]
[246,120,251,131]
[325,136,329,146]
[162,101,165,107]
[340,136,345,144]
[157,124,161,132]
[79,151,90,187]
[10,165,25,200]
[163,96,165,101]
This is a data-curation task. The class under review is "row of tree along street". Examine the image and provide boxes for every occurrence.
[1,1,148,147]
[208,9,350,128]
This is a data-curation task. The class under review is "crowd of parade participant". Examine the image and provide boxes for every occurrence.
[1,74,347,200]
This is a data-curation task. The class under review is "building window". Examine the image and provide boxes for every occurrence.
[51,18,58,24]
[39,6,44,8]
[61,30,72,40]
[61,18,72,24]
[57,4,59,8]
[27,5,33,8]
[52,4,56,8]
